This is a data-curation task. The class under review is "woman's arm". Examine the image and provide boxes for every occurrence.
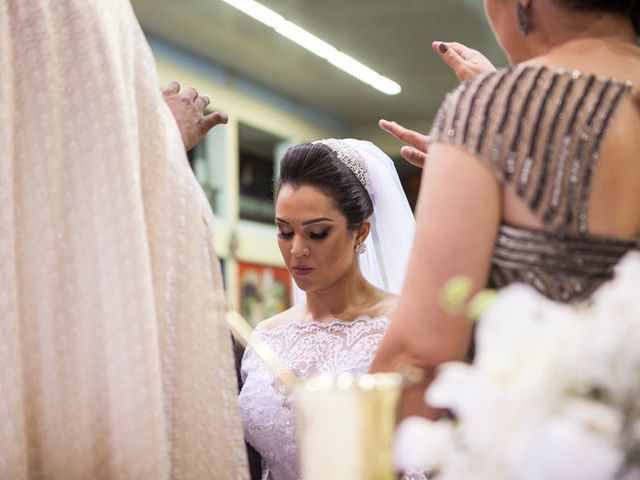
[370,143,501,418]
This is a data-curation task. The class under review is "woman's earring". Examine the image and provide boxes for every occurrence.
[517,2,530,36]
[355,242,367,255]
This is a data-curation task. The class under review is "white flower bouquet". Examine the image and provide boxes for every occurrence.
[395,252,640,480]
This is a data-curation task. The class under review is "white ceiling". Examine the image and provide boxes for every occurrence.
[131,0,505,150]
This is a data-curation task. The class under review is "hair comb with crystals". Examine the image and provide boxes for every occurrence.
[314,138,373,199]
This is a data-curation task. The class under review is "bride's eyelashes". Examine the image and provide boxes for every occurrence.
[277,230,293,240]
[277,228,331,241]
[308,228,331,240]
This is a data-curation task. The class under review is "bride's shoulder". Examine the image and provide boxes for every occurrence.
[366,289,398,318]
[256,304,307,332]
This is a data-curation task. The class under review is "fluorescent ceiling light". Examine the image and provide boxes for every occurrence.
[219,0,402,95]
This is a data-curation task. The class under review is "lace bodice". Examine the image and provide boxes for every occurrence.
[238,316,426,480]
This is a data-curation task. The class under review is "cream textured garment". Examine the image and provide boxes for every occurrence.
[0,1,248,478]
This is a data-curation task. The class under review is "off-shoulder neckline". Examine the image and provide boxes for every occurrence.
[255,315,390,335]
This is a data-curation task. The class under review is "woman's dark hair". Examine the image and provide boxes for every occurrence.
[275,143,373,230]
[554,0,640,33]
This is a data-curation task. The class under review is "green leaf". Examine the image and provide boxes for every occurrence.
[440,276,473,315]
[466,290,497,319]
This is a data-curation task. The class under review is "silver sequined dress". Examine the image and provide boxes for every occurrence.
[238,316,426,480]
[429,64,640,302]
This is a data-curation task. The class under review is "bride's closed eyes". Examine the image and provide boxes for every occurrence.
[277,230,293,240]
[277,227,332,241]
[308,228,331,240]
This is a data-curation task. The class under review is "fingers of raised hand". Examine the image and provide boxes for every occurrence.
[379,119,412,142]
[433,41,486,82]
[379,119,428,152]
[194,95,211,110]
[182,87,199,102]
[433,42,463,67]
[200,111,229,133]
[447,42,473,56]
[449,43,494,72]
[400,146,427,168]
[162,80,180,97]
[379,118,399,135]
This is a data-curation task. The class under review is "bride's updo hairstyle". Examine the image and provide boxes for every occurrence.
[275,142,373,231]
[553,0,640,33]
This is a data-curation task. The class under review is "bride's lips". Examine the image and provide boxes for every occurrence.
[291,266,314,276]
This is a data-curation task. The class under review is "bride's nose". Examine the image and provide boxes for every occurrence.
[290,236,310,258]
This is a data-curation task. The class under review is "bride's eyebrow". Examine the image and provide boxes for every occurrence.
[275,217,335,226]
[302,218,335,226]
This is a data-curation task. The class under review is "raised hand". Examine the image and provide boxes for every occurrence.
[380,42,494,168]
[379,119,429,168]
[162,81,229,151]
[432,41,497,82]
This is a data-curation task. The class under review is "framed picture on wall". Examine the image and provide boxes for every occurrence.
[238,262,291,327]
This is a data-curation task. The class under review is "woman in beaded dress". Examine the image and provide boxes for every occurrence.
[238,139,423,479]
[371,0,640,418]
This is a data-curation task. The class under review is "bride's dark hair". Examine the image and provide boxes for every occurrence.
[553,0,640,33]
[275,142,373,231]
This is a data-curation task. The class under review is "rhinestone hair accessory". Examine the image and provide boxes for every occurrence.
[314,139,374,200]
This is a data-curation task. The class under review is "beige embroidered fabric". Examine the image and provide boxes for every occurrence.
[0,1,247,478]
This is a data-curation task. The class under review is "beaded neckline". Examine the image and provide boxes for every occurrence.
[256,315,389,335]
[507,63,638,94]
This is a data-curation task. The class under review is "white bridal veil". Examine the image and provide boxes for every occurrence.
[292,139,415,303]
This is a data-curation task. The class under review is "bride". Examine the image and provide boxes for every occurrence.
[238,138,420,479]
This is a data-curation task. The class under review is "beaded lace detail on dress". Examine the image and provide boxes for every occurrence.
[238,316,426,480]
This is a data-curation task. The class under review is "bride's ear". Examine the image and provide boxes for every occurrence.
[355,219,371,246]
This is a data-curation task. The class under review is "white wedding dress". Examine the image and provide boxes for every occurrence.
[239,139,421,480]
[239,315,426,480]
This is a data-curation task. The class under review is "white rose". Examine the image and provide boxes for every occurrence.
[507,409,623,480]
[394,416,453,473]
[561,398,623,439]
[591,252,640,340]
[612,251,640,284]
[474,284,544,359]
[474,285,580,390]
[426,362,471,408]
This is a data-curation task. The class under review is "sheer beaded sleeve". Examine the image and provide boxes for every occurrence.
[429,65,633,234]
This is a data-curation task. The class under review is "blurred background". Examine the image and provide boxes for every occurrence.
[131,0,504,322]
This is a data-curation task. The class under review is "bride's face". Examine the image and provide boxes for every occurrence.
[275,184,362,293]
